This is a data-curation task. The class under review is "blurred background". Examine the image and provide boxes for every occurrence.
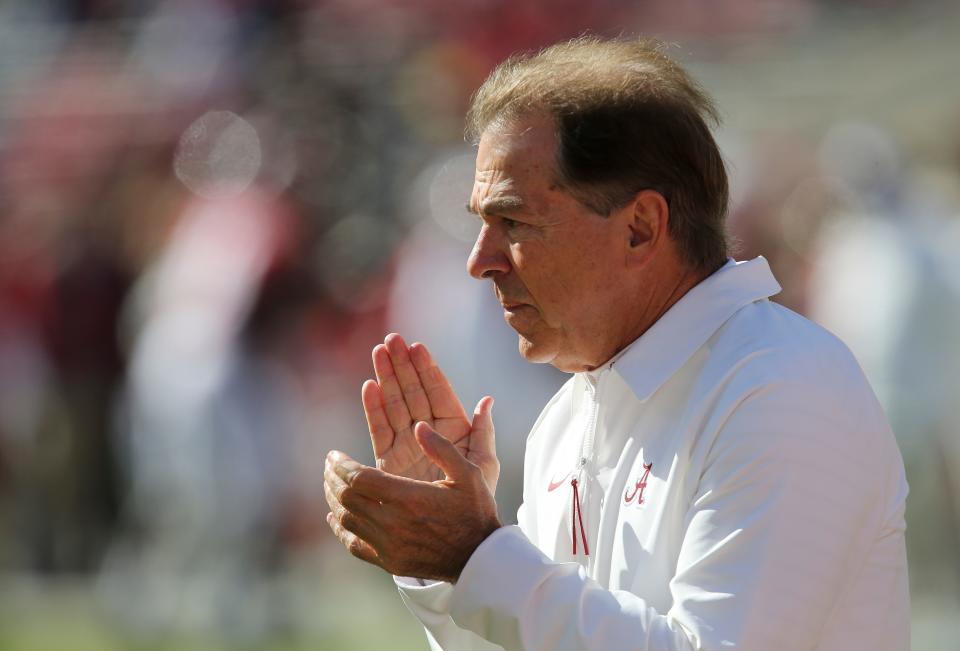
[0,0,958,649]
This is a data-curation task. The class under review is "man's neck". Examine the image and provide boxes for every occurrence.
[591,263,716,371]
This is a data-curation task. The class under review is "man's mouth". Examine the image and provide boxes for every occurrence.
[496,286,533,313]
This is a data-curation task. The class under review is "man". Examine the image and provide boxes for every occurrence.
[324,37,909,650]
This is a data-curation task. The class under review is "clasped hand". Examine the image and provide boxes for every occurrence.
[324,334,502,583]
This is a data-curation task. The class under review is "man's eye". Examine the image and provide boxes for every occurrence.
[503,217,519,229]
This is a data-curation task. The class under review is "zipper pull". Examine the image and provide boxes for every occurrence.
[571,478,589,556]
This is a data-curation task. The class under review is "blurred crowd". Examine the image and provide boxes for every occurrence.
[0,0,959,646]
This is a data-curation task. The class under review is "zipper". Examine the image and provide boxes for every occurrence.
[578,372,601,478]
[571,370,603,558]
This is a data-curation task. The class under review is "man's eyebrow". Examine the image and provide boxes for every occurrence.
[466,196,527,216]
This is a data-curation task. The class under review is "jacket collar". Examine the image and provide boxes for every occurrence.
[607,256,782,402]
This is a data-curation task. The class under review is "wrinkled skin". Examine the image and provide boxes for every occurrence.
[361,333,499,492]
[323,333,501,582]
[324,428,501,583]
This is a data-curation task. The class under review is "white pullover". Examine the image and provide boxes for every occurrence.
[396,257,910,651]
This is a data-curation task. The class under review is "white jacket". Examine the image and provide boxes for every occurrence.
[396,257,910,651]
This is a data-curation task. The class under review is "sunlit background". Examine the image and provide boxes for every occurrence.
[0,1,958,649]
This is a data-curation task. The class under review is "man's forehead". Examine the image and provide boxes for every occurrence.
[468,171,526,213]
[473,176,515,196]
[468,114,558,212]
[472,119,556,189]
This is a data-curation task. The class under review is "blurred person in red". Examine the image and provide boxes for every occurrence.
[0,32,139,573]
[325,37,909,651]
[104,187,308,642]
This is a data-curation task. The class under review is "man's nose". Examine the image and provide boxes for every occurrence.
[467,224,511,279]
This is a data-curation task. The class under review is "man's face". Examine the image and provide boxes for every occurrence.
[467,116,630,372]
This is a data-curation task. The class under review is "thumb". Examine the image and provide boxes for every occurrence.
[470,396,496,460]
[414,421,473,481]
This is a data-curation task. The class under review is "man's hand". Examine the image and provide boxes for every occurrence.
[324,422,502,583]
[362,333,499,492]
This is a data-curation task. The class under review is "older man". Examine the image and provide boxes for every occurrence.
[324,38,909,650]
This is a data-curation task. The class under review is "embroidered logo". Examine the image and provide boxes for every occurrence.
[624,462,653,505]
[547,471,572,492]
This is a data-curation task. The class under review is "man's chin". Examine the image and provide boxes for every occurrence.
[517,335,558,365]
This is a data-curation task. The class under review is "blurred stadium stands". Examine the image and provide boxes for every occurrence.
[0,1,959,649]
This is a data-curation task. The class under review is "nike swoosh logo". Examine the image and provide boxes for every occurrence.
[547,472,572,492]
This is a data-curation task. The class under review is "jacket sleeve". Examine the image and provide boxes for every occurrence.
[394,576,505,650]
[433,380,903,651]
[394,385,574,651]
[393,501,536,651]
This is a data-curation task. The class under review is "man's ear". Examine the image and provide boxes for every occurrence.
[626,190,669,261]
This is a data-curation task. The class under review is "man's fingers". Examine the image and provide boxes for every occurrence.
[470,396,497,459]
[361,380,394,458]
[372,344,414,435]
[384,333,433,424]
[326,512,381,566]
[323,478,383,544]
[409,343,468,420]
[324,455,383,514]
[469,396,500,492]
[326,451,418,501]
[414,421,474,482]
